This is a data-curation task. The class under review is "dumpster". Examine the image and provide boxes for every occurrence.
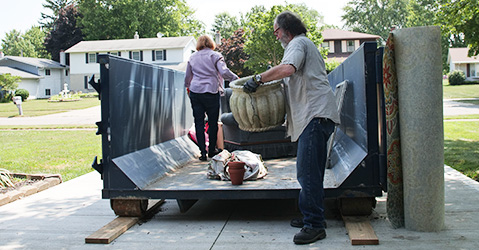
[91,41,386,216]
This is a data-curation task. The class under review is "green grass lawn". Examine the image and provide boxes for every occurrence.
[0,98,100,117]
[0,130,101,182]
[443,83,479,99]
[444,121,479,181]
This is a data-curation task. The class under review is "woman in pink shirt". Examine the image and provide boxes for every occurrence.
[185,35,239,161]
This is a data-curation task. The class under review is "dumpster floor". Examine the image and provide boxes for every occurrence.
[1,165,478,249]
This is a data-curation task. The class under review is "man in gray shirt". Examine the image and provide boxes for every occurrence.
[243,11,340,244]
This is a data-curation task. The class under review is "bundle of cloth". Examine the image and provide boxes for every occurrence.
[207,150,268,181]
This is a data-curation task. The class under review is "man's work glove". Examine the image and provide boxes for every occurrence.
[243,76,260,93]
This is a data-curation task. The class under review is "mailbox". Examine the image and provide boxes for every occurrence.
[12,96,23,115]
[13,96,22,105]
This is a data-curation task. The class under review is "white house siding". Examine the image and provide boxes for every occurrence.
[19,68,66,99]
[0,56,68,99]
[181,41,196,62]
[18,79,40,99]
[68,48,195,92]
[39,68,65,98]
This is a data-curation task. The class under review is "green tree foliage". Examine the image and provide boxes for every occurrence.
[44,4,83,62]
[24,27,50,59]
[77,0,204,40]
[40,0,74,30]
[1,27,48,58]
[243,4,325,73]
[212,12,240,39]
[1,30,35,57]
[216,29,254,78]
[0,73,20,102]
[439,0,479,56]
[342,0,408,43]
[341,0,475,72]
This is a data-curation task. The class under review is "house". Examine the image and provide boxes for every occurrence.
[64,34,197,93]
[448,47,479,81]
[321,29,381,63]
[0,55,69,99]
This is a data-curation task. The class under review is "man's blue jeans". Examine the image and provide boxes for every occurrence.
[296,118,335,229]
[189,91,220,156]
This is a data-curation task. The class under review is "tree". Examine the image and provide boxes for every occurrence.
[40,0,74,30]
[211,12,240,39]
[44,4,83,62]
[1,30,34,57]
[342,0,408,43]
[341,0,469,72]
[216,29,254,78]
[77,0,204,40]
[242,4,325,73]
[0,73,20,102]
[24,26,50,59]
[439,0,479,56]
[1,27,48,58]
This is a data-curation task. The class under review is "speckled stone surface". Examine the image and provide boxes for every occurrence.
[393,26,445,232]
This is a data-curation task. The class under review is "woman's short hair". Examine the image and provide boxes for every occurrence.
[274,11,307,36]
[196,35,216,51]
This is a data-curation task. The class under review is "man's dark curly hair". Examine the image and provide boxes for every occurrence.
[274,11,307,36]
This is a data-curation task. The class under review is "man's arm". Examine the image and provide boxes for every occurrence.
[260,64,296,83]
[243,63,296,93]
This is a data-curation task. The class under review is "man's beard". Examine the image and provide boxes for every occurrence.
[279,34,289,48]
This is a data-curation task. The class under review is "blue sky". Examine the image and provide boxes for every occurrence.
[0,0,348,42]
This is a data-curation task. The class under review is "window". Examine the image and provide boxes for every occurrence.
[155,50,163,61]
[347,41,355,52]
[45,89,51,96]
[321,41,329,49]
[110,52,118,56]
[65,69,69,76]
[129,51,143,61]
[88,53,97,63]
[132,51,140,61]
[45,69,51,76]
[152,50,166,61]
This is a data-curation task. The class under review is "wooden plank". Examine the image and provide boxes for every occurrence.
[342,215,379,245]
[85,217,138,244]
[85,200,165,244]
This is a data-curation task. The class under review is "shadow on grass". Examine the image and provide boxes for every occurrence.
[444,139,479,182]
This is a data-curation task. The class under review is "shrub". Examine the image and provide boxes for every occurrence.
[448,70,466,85]
[325,59,341,74]
[15,89,29,101]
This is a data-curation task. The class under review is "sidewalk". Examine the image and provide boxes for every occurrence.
[0,105,101,126]
[0,166,478,249]
[443,98,479,116]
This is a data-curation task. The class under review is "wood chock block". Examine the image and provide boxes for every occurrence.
[342,215,379,245]
[85,217,139,244]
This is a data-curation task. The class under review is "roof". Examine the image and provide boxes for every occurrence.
[0,66,41,79]
[65,36,196,53]
[448,47,479,63]
[322,29,381,40]
[0,56,66,69]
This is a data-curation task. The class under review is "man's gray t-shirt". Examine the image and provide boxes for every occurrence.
[281,34,340,142]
